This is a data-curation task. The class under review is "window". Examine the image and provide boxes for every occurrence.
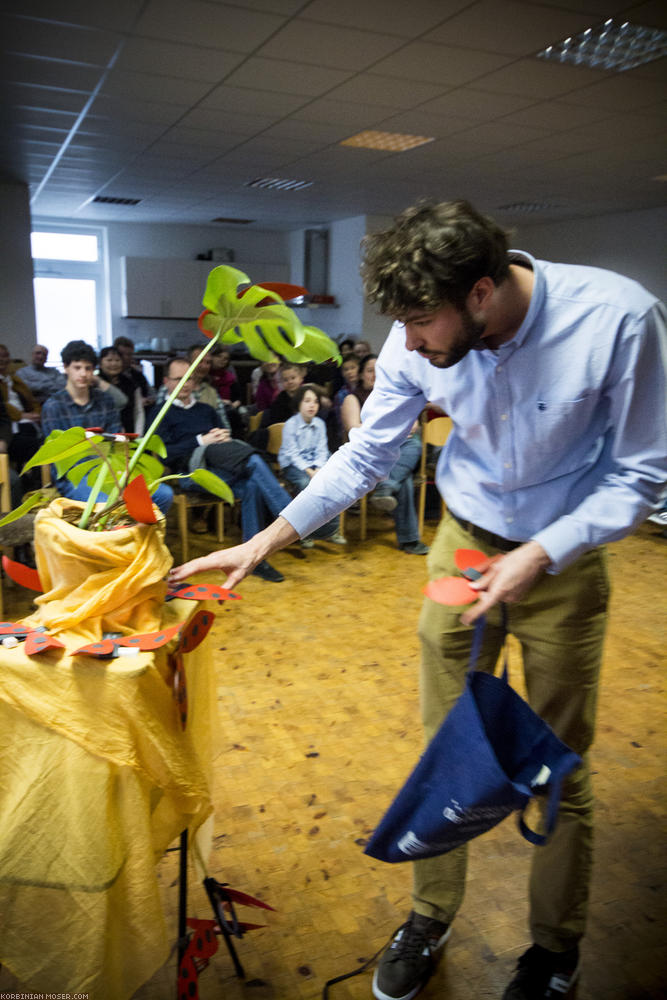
[31,225,109,366]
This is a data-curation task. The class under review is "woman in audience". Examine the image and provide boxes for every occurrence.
[278,383,346,546]
[341,354,428,555]
[97,346,143,433]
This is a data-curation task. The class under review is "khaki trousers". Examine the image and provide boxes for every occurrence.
[413,514,610,952]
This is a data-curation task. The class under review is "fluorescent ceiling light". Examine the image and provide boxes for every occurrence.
[537,19,667,72]
[340,130,434,152]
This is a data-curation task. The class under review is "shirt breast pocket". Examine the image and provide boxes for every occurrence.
[526,394,603,479]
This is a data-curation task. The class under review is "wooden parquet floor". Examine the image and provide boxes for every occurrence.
[1,510,665,1000]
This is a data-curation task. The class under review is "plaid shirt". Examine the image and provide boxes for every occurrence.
[41,387,121,439]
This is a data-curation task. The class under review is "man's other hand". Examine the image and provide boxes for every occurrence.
[460,541,552,625]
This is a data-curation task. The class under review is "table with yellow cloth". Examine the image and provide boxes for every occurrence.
[0,595,219,1000]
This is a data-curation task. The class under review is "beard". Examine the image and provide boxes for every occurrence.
[422,309,487,369]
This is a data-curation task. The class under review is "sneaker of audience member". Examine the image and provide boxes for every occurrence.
[502,943,580,1000]
[369,490,398,514]
[324,530,347,545]
[400,540,429,555]
[300,537,315,548]
[251,560,284,582]
[372,911,450,1000]
[647,509,667,526]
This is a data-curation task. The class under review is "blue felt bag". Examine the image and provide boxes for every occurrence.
[364,614,581,863]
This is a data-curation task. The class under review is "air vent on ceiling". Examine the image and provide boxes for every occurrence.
[245,177,313,192]
[211,216,255,224]
[93,195,141,205]
[536,19,667,72]
[497,202,563,214]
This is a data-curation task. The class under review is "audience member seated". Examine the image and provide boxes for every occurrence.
[260,361,306,426]
[41,340,173,516]
[277,384,345,547]
[114,336,155,414]
[15,344,65,405]
[0,343,43,490]
[210,346,241,406]
[97,346,144,433]
[253,357,282,411]
[0,395,23,510]
[341,354,427,555]
[154,358,292,582]
[353,339,372,359]
[331,354,360,450]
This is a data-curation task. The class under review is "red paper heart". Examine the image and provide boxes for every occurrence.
[424,576,478,606]
[123,474,157,524]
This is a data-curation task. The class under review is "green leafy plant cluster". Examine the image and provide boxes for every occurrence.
[1,266,341,532]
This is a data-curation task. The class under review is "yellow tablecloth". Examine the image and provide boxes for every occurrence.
[0,597,219,999]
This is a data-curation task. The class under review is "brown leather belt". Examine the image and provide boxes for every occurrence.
[449,510,523,553]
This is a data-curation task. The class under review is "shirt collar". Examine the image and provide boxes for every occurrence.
[499,251,546,350]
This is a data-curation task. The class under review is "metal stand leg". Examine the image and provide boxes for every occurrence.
[204,877,246,979]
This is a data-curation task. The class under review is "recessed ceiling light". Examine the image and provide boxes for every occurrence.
[653,174,667,183]
[245,177,313,191]
[340,130,434,152]
[537,19,667,72]
[211,216,255,224]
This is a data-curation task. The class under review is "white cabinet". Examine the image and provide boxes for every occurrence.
[121,257,212,318]
[121,256,292,318]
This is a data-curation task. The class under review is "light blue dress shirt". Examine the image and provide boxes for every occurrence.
[278,413,330,471]
[280,253,667,572]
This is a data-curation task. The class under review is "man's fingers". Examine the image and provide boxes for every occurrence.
[460,591,496,625]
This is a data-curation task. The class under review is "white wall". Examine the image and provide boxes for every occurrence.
[516,207,667,301]
[0,182,37,357]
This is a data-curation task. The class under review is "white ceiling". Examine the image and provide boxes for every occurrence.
[1,0,666,230]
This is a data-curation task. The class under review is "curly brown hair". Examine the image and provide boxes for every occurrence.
[361,200,511,316]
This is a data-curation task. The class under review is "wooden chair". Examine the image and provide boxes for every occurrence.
[416,415,453,537]
[173,491,226,563]
[338,495,367,542]
[247,410,264,434]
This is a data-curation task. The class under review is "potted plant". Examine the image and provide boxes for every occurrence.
[0,266,340,641]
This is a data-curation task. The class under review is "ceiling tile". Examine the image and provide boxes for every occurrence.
[428,1,594,56]
[101,69,213,105]
[225,57,351,96]
[299,0,471,38]
[91,94,193,124]
[473,57,609,98]
[499,100,614,131]
[558,74,667,112]
[262,118,354,144]
[371,41,513,86]
[133,0,286,51]
[290,98,395,128]
[113,37,246,82]
[255,21,404,71]
[419,88,537,121]
[178,106,277,134]
[0,0,146,31]
[371,109,472,139]
[3,53,103,92]
[326,74,447,109]
[200,85,309,116]
[2,15,123,66]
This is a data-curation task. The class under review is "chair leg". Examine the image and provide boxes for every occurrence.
[215,502,224,543]
[360,494,367,541]
[176,497,189,563]
[339,510,345,539]
[417,480,426,538]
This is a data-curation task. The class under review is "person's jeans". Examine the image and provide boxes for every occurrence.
[376,433,421,545]
[282,464,339,539]
[413,512,609,951]
[187,453,291,542]
[58,477,174,517]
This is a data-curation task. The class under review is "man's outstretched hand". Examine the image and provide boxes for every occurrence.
[460,541,552,625]
[167,516,299,591]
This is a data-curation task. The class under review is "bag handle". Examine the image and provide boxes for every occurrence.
[518,750,579,846]
[468,606,509,682]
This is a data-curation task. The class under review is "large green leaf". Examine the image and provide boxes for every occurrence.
[201,265,252,313]
[0,491,49,527]
[188,468,235,502]
[22,428,102,473]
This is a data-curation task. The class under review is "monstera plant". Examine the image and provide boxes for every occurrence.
[0,265,341,534]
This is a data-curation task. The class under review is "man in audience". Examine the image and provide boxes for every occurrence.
[170,200,667,1000]
[0,343,43,488]
[41,340,172,515]
[15,344,65,404]
[156,358,291,582]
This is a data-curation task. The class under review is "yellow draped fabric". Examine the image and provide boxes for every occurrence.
[24,497,172,643]
[0,504,220,998]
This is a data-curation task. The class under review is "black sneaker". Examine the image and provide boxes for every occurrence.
[400,541,429,555]
[503,944,580,999]
[251,560,284,582]
[372,911,450,1000]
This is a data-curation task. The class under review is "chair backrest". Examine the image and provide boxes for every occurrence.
[419,416,453,477]
[248,410,264,434]
[266,422,285,457]
[0,453,11,514]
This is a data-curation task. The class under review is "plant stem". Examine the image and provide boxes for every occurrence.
[78,460,112,530]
